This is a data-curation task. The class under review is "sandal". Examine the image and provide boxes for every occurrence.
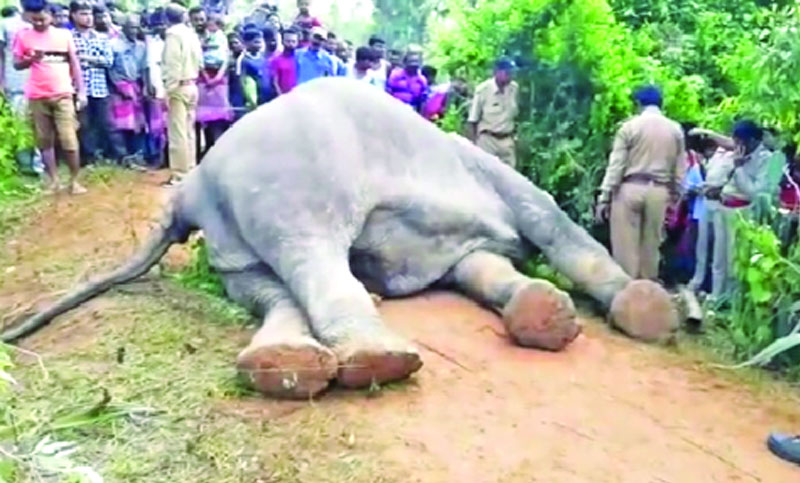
[767,432,800,466]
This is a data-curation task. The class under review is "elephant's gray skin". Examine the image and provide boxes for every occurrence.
[3,78,676,398]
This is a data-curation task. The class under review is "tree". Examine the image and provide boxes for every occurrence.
[372,0,447,47]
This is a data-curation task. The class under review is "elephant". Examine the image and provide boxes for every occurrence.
[3,78,678,399]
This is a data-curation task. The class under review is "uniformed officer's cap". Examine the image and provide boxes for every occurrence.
[494,57,517,72]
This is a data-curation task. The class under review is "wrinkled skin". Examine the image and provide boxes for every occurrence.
[5,79,676,399]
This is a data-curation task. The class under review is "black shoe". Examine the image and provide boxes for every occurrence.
[767,432,800,466]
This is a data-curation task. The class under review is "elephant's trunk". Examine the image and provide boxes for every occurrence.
[2,204,190,343]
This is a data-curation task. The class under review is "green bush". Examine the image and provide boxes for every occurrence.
[169,237,226,297]
[0,96,35,199]
[429,0,800,222]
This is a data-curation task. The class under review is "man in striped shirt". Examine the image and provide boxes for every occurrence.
[71,0,112,164]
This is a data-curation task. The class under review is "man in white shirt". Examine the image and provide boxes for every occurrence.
[367,35,388,89]
[348,46,381,87]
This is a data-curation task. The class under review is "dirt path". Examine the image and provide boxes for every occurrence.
[3,171,800,482]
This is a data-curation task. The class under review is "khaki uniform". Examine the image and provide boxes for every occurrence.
[599,106,686,280]
[468,78,519,167]
[712,144,773,298]
[162,23,202,174]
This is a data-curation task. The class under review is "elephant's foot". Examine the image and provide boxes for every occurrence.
[610,280,678,342]
[236,337,338,399]
[334,331,423,389]
[501,280,581,351]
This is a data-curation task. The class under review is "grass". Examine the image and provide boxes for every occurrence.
[0,167,403,482]
[2,285,401,482]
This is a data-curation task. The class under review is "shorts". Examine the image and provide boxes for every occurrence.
[29,95,79,151]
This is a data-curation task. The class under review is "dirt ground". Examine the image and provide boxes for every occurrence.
[3,171,800,482]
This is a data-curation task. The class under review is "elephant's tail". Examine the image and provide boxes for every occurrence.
[1,200,192,343]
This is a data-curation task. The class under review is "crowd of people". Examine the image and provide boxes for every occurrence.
[0,0,472,191]
[3,0,799,305]
[594,85,800,305]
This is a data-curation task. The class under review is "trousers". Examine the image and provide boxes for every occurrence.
[167,84,198,174]
[711,204,745,298]
[78,96,111,162]
[688,200,717,291]
[477,133,516,168]
[610,182,669,280]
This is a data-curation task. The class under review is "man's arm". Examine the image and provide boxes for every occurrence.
[269,57,283,95]
[690,127,735,151]
[12,33,40,70]
[731,152,771,199]
[93,37,113,68]
[466,86,482,143]
[67,37,85,104]
[162,31,179,91]
[671,132,687,199]
[598,124,631,204]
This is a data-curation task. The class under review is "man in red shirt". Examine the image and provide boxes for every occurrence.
[13,0,86,194]
[270,26,298,96]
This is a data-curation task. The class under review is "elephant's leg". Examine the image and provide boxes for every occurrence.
[222,269,337,399]
[450,251,581,351]
[463,143,678,341]
[271,249,422,389]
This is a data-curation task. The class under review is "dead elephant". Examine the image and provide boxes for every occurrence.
[3,78,678,399]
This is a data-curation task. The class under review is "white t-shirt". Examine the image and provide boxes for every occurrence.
[348,67,382,88]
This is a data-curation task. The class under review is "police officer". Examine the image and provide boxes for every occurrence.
[467,57,519,168]
[595,85,686,280]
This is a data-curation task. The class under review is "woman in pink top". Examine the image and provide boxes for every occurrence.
[13,0,86,194]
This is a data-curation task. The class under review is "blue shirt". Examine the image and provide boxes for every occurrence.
[684,162,705,221]
[296,47,335,85]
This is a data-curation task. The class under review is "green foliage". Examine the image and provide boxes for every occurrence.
[0,97,35,200]
[429,0,800,223]
[373,0,447,46]
[169,237,226,297]
[520,255,574,292]
[703,213,800,366]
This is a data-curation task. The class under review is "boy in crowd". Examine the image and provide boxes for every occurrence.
[108,14,146,165]
[49,3,70,29]
[13,0,86,194]
[270,26,298,96]
[367,35,388,89]
[192,8,232,158]
[294,0,320,30]
[324,31,346,76]
[237,27,266,112]
[71,0,113,164]
[347,46,380,87]
[227,31,244,119]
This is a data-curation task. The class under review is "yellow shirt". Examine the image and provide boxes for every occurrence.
[468,78,519,136]
[162,23,201,92]
[599,106,686,203]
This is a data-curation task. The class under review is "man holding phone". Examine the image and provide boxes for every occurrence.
[13,0,86,194]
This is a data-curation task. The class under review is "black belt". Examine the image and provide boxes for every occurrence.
[623,173,668,185]
[481,131,514,139]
